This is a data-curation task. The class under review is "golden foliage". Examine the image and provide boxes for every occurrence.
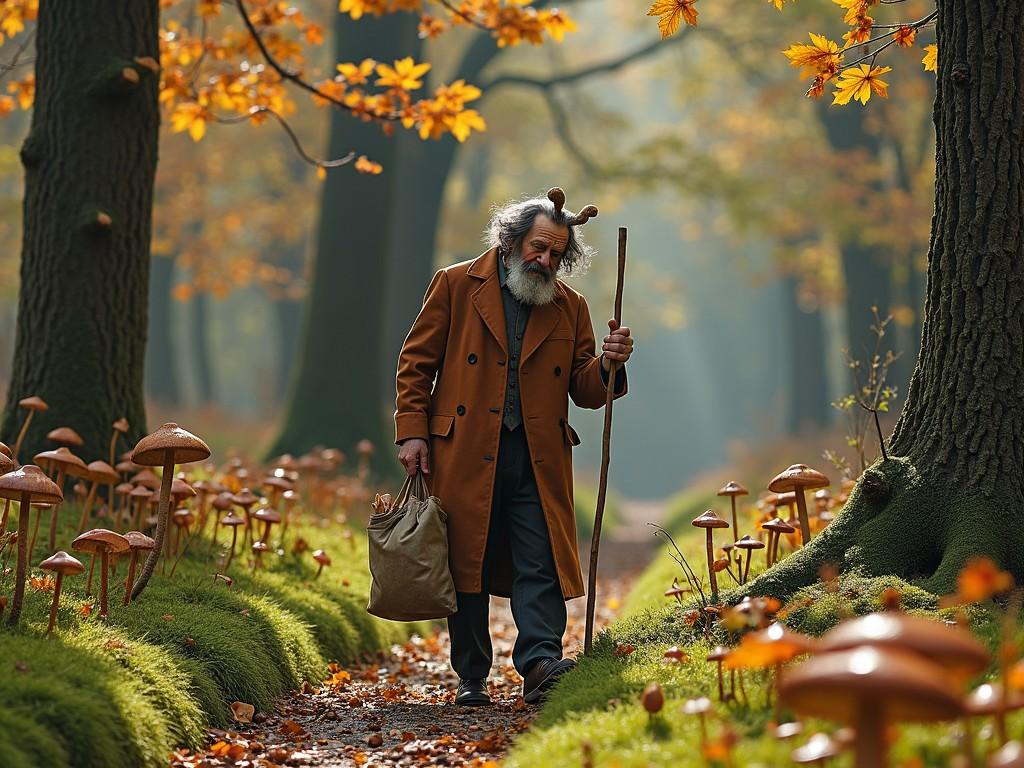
[646,0,698,39]
[922,43,938,72]
[831,63,891,106]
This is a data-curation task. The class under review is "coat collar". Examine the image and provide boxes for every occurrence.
[468,248,566,363]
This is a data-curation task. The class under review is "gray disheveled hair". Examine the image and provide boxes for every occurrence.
[483,194,595,275]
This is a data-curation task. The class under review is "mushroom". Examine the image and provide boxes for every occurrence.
[780,645,963,768]
[734,535,765,584]
[279,488,299,543]
[46,426,84,450]
[768,464,830,546]
[30,448,88,553]
[707,646,730,701]
[717,481,749,537]
[663,646,687,663]
[691,510,729,602]
[131,468,161,490]
[127,423,211,600]
[253,506,281,544]
[251,540,268,574]
[761,517,796,567]
[231,488,259,545]
[0,465,63,624]
[312,549,331,579]
[129,484,153,530]
[78,460,120,533]
[210,492,234,547]
[108,418,129,466]
[114,482,134,526]
[121,531,154,604]
[682,697,712,746]
[816,611,990,685]
[221,512,245,572]
[170,507,194,560]
[12,396,49,461]
[791,733,843,765]
[0,450,17,531]
[39,550,84,633]
[72,529,130,618]
[640,682,664,716]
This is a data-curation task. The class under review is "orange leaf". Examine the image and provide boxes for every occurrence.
[230,701,254,723]
[832,63,892,106]
[956,557,1013,603]
[783,33,842,79]
[646,0,697,39]
[893,25,916,47]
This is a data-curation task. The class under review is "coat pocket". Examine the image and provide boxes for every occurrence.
[561,419,581,447]
[429,414,455,437]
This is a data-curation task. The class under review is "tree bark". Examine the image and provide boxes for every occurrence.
[742,0,1024,598]
[269,12,420,460]
[0,0,159,461]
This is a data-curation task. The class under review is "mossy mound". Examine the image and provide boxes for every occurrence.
[0,503,424,767]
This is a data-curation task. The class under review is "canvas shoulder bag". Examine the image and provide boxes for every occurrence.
[366,470,457,621]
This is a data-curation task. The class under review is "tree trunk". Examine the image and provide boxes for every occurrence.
[268,12,420,460]
[0,0,159,462]
[782,276,830,434]
[144,254,181,406]
[191,289,215,405]
[743,0,1024,598]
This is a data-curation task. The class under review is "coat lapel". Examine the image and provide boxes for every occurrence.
[468,249,508,355]
[521,293,565,364]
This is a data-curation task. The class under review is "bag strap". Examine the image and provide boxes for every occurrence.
[390,471,430,512]
[391,474,415,511]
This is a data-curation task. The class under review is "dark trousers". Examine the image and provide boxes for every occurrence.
[447,425,567,679]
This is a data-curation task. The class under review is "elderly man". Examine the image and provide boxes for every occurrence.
[394,189,633,706]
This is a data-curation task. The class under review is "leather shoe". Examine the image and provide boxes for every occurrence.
[454,678,491,706]
[522,657,575,704]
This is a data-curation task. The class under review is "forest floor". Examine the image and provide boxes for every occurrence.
[172,501,664,767]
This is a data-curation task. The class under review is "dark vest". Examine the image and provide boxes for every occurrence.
[497,254,530,431]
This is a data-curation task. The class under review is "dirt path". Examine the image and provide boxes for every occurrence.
[172,503,665,768]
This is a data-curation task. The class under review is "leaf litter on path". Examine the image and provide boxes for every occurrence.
[171,576,632,767]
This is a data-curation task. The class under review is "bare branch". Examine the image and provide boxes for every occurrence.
[212,106,357,171]
[0,29,36,87]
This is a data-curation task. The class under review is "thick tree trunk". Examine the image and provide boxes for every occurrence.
[0,1,159,462]
[782,276,830,434]
[269,13,420,460]
[191,290,215,405]
[144,254,181,406]
[743,0,1024,598]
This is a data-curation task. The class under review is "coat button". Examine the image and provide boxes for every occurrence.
[468,353,477,364]
[554,366,562,376]
[498,359,506,367]
[457,405,466,416]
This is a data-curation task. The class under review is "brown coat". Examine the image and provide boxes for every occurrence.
[394,248,627,600]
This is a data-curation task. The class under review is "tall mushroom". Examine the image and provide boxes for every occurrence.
[0,450,17,532]
[231,487,258,545]
[312,549,331,579]
[72,529,130,618]
[780,645,963,768]
[46,426,84,451]
[0,465,63,624]
[39,550,84,633]
[734,535,765,584]
[33,447,88,550]
[253,507,281,544]
[717,481,749,537]
[12,395,48,461]
[768,464,830,546]
[78,460,120,533]
[221,512,245,571]
[121,531,154,604]
[762,517,796,568]
[128,423,211,600]
[692,510,729,603]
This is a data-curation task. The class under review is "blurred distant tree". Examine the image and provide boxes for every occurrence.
[0,0,577,461]
[665,0,1024,594]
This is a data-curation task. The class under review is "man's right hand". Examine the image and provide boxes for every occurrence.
[398,438,430,476]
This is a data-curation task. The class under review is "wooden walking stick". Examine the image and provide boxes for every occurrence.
[584,226,627,655]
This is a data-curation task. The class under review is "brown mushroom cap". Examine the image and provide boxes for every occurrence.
[232,488,259,508]
[263,475,293,491]
[966,682,1024,717]
[253,507,282,525]
[131,423,211,467]
[71,528,130,555]
[0,441,13,459]
[112,417,129,433]
[707,646,730,663]
[313,549,331,566]
[768,464,831,494]
[780,645,963,723]
[818,612,990,678]
[692,509,729,529]
[251,540,269,553]
[34,447,90,478]
[131,468,161,490]
[19,395,48,411]
[123,531,155,551]
[86,460,120,485]
[717,481,749,497]
[212,492,235,511]
[762,517,797,534]
[47,426,84,447]
[116,459,140,474]
[734,534,766,551]
[171,478,197,500]
[130,484,154,500]
[221,513,245,526]
[0,465,64,505]
[40,550,85,575]
[0,452,15,475]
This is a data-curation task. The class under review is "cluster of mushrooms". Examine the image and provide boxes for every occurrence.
[0,395,373,634]
[687,463,844,603]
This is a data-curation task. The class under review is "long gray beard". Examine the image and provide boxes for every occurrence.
[505,254,557,306]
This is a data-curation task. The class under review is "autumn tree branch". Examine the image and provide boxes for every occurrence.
[0,29,35,86]
[213,107,358,170]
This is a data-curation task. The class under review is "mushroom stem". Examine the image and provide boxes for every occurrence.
[78,481,101,533]
[853,705,886,768]
[12,411,35,462]
[315,561,324,580]
[729,496,739,536]
[1,498,9,531]
[225,525,238,572]
[768,532,778,567]
[48,468,67,550]
[715,661,724,701]
[7,490,30,625]
[99,551,110,618]
[705,529,719,603]
[46,572,64,633]
[794,492,812,546]
[123,551,139,605]
[742,550,752,584]
[131,454,174,600]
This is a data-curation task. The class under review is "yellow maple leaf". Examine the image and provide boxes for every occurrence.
[832,63,892,106]
[337,58,376,86]
[893,24,916,47]
[783,33,843,78]
[646,0,698,40]
[922,43,937,72]
[833,0,878,26]
[375,57,431,91]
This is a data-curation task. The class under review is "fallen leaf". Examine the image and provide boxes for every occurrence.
[230,701,255,723]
